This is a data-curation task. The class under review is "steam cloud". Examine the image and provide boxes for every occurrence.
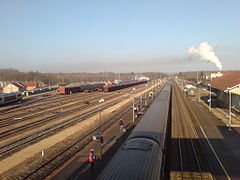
[188,42,222,70]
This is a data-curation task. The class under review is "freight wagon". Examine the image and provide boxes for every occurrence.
[103,80,148,92]
[0,92,22,105]
[57,83,105,94]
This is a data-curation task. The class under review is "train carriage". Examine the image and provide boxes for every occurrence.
[103,80,148,92]
[0,92,22,105]
[57,83,105,94]
[98,82,172,180]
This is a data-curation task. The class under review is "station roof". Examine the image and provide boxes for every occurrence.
[12,82,26,89]
[210,71,240,91]
[20,82,37,87]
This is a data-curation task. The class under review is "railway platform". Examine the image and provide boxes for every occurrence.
[188,95,240,180]
[48,104,142,180]
[170,82,240,180]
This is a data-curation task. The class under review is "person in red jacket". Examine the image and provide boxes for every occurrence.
[89,149,96,171]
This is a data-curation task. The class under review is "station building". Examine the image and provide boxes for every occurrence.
[3,81,39,93]
[210,72,223,79]
[20,82,38,91]
[210,71,240,111]
[3,82,26,93]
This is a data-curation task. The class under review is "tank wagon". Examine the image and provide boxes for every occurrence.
[57,83,105,94]
[98,82,172,180]
[0,92,22,105]
[103,80,148,92]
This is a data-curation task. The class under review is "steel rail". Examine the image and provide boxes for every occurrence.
[0,93,92,117]
[0,96,132,159]
[0,94,118,139]
[173,83,206,179]
[175,84,204,179]
[0,93,106,127]
[179,83,231,180]
[22,106,133,180]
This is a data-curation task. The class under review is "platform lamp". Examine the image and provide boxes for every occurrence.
[98,98,104,160]
[144,84,148,107]
[208,83,211,112]
[227,87,232,130]
[131,88,136,122]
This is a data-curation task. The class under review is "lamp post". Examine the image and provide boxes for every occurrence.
[98,98,104,160]
[144,84,148,107]
[227,88,232,130]
[139,95,142,112]
[132,97,135,122]
[131,88,136,122]
[208,84,211,112]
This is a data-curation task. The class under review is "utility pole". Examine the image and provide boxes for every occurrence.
[197,71,199,85]
[139,95,142,111]
[132,97,135,122]
[227,88,232,130]
[208,84,211,112]
[98,98,104,160]
[197,71,200,102]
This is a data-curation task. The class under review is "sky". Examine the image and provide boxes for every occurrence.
[0,0,239,73]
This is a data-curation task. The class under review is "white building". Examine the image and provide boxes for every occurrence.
[210,72,223,80]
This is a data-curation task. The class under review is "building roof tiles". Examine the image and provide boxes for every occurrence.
[210,71,240,91]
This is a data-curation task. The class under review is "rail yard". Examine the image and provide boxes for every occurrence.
[2,1,240,179]
[0,79,239,180]
[0,80,162,179]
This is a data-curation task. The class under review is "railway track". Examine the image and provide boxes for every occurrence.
[0,87,147,160]
[19,84,157,179]
[0,92,92,117]
[0,84,156,145]
[0,93,60,114]
[21,106,133,179]
[0,83,147,117]
[0,81,161,180]
[0,96,127,159]
[0,83,154,157]
[0,83,149,128]
[171,82,214,179]
[0,93,106,127]
[0,93,120,139]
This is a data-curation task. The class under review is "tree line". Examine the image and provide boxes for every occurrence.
[0,68,167,86]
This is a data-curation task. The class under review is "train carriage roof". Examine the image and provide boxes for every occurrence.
[0,92,21,97]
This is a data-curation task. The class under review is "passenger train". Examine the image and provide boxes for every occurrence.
[98,81,172,180]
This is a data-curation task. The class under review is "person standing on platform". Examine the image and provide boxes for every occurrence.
[119,118,124,131]
[88,149,96,171]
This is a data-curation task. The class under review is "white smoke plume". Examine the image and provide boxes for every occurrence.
[188,42,222,70]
